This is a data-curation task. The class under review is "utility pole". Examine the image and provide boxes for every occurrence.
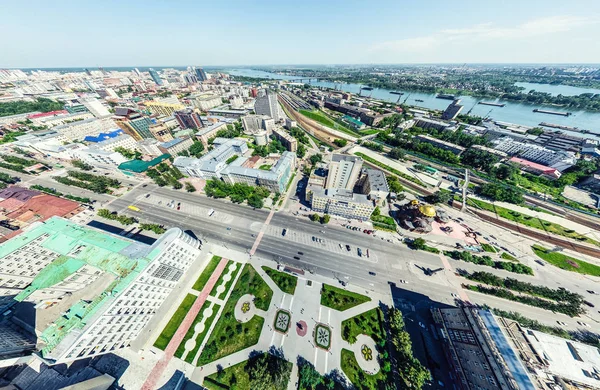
[461,168,469,212]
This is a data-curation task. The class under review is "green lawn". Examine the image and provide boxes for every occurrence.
[259,164,272,170]
[321,284,371,311]
[468,198,600,246]
[197,264,273,365]
[481,243,497,253]
[174,300,215,360]
[178,302,220,364]
[341,307,385,344]
[532,245,600,276]
[204,353,292,390]
[262,266,298,295]
[209,260,239,299]
[500,252,518,262]
[341,348,387,390]
[299,109,359,137]
[192,255,222,291]
[360,128,380,135]
[153,293,197,350]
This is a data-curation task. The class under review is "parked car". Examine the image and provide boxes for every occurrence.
[345,244,351,251]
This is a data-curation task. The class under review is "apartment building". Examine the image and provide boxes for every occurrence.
[174,108,203,129]
[93,134,139,153]
[272,127,298,153]
[307,187,375,221]
[53,117,118,142]
[191,94,222,111]
[254,92,280,122]
[158,137,194,156]
[326,154,363,190]
[0,217,202,364]
[144,101,185,117]
[195,122,227,148]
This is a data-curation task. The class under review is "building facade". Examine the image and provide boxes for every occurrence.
[272,127,298,153]
[174,108,203,130]
[158,137,194,155]
[254,92,280,122]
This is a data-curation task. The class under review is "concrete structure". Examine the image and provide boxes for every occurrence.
[254,92,280,122]
[442,99,464,120]
[53,117,118,143]
[79,97,111,118]
[144,101,185,117]
[191,94,222,111]
[272,127,298,153]
[414,117,452,131]
[254,131,269,146]
[326,154,363,190]
[137,139,163,156]
[432,307,536,390]
[174,108,203,130]
[355,168,389,204]
[307,187,375,221]
[416,134,466,155]
[195,122,227,148]
[285,118,297,130]
[0,217,202,364]
[241,114,274,134]
[158,137,194,156]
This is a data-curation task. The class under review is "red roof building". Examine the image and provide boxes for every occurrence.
[27,110,68,119]
[509,157,561,179]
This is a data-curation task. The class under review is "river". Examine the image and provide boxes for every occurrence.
[227,69,600,136]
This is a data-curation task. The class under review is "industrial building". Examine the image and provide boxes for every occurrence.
[441,99,464,120]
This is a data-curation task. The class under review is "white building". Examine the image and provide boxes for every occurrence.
[241,114,274,134]
[0,217,203,364]
[326,154,363,190]
[192,94,222,111]
[33,112,94,128]
[493,137,577,171]
[64,144,129,168]
[95,134,139,153]
[53,117,118,142]
[254,91,280,122]
[138,139,163,156]
[79,97,111,118]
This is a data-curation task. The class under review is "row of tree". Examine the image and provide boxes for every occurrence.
[445,250,533,275]
[54,171,121,194]
[0,98,64,118]
[204,178,270,208]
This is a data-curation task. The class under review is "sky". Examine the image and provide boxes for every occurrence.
[2,0,600,68]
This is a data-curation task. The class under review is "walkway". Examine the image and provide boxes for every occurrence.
[141,257,229,390]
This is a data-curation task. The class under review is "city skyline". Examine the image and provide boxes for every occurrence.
[2,0,600,68]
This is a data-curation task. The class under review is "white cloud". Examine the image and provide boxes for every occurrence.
[371,15,598,53]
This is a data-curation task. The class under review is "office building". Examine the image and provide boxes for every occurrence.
[242,114,274,134]
[307,187,375,221]
[79,97,111,118]
[149,123,173,142]
[194,67,208,82]
[355,168,389,204]
[65,144,129,168]
[416,135,466,155]
[184,72,198,85]
[144,101,185,117]
[272,128,298,153]
[113,112,156,140]
[137,138,163,156]
[195,122,228,148]
[441,99,464,120]
[223,152,296,193]
[93,134,139,153]
[148,68,163,86]
[158,137,194,156]
[174,108,203,130]
[0,217,202,364]
[326,154,363,190]
[174,138,248,179]
[192,94,222,111]
[254,91,280,122]
[207,107,250,119]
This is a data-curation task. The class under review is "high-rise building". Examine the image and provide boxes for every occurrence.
[441,99,464,120]
[254,91,280,122]
[174,108,203,129]
[194,67,208,82]
[148,68,163,86]
[250,88,258,98]
[184,72,198,85]
[0,217,203,364]
[325,154,363,190]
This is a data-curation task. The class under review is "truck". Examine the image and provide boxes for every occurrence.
[128,205,141,212]
[208,208,215,217]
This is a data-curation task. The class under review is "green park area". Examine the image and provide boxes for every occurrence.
[153,293,196,350]
[481,243,497,253]
[174,301,221,363]
[341,307,385,344]
[210,260,240,299]
[259,164,272,170]
[341,349,388,390]
[192,256,222,291]
[321,284,371,311]
[299,109,359,137]
[468,198,600,246]
[204,352,292,390]
[197,264,273,365]
[532,245,600,277]
[262,266,297,295]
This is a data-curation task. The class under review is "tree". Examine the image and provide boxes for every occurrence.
[425,189,452,204]
[309,153,323,166]
[372,207,381,217]
[247,194,264,209]
[333,139,348,147]
[296,143,306,158]
[388,147,405,160]
[185,182,196,192]
[321,214,330,224]
[189,141,204,157]
[310,213,321,222]
[71,159,93,171]
[492,163,517,180]
[114,146,141,160]
[410,238,427,250]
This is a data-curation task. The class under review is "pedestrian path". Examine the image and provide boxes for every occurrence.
[141,257,229,390]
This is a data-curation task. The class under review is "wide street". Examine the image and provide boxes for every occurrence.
[108,184,600,331]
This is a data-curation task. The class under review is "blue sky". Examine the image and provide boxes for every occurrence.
[2,0,600,67]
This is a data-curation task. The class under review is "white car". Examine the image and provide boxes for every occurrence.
[451,293,459,298]
[399,280,408,284]
[577,321,590,328]
[557,321,567,326]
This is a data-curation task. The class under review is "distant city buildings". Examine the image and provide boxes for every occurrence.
[193,66,208,82]
[79,97,111,118]
[148,68,163,86]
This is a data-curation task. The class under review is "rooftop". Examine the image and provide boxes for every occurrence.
[84,129,124,143]
[118,154,170,173]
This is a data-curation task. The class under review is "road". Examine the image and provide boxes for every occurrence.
[106,184,600,331]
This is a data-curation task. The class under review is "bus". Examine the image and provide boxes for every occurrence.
[128,205,141,212]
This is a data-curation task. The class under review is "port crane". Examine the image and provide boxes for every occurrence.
[403,93,411,104]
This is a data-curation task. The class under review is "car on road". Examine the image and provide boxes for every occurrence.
[357,248,363,257]
[297,251,304,255]
[312,236,316,242]
[142,184,147,187]
[588,290,597,294]
[451,293,458,298]
[226,227,231,230]
[399,280,408,284]
[339,280,347,287]
[577,321,590,328]
[557,321,567,326]
[293,256,300,260]
[535,260,545,266]
[368,271,376,276]
[345,244,351,251]
[145,194,150,198]
[584,300,595,308]
[282,228,287,236]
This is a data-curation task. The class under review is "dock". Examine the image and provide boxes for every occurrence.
[533,108,571,117]
[436,94,455,100]
[389,91,404,95]
[478,101,505,107]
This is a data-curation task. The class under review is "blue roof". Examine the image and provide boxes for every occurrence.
[479,310,536,390]
[84,129,124,143]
